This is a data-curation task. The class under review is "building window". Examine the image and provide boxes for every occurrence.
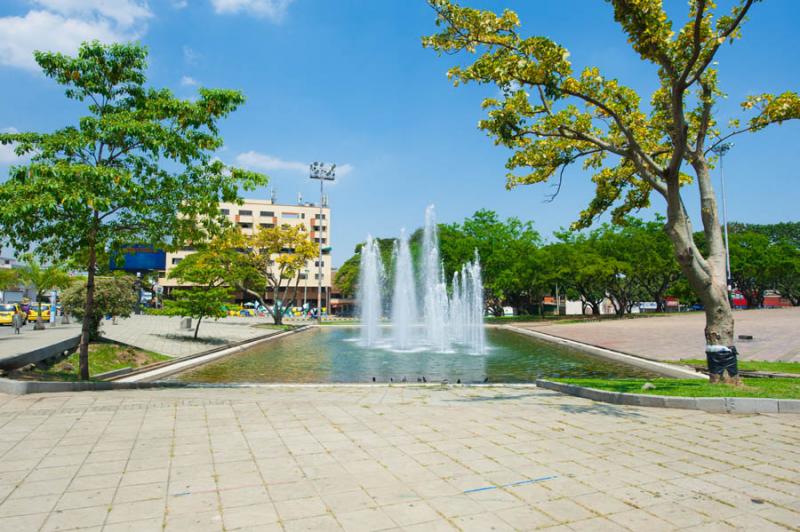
[171,258,182,265]
[315,214,327,220]
[220,208,230,215]
[239,222,252,229]
[299,273,308,280]
[312,225,327,232]
[259,223,274,229]
[260,211,274,217]
[239,210,252,216]
[181,246,195,251]
[315,274,322,280]
[282,212,300,219]
[315,260,325,267]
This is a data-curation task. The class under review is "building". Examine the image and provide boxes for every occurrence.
[162,198,333,310]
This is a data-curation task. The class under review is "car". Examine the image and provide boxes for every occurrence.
[27,303,51,321]
[0,303,24,326]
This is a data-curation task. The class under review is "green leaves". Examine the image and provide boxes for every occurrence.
[0,41,267,264]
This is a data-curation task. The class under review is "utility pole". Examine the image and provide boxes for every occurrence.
[711,142,733,289]
[310,162,335,323]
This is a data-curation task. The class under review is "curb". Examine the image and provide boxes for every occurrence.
[504,325,706,380]
[535,379,800,414]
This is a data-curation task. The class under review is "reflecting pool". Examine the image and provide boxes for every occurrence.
[169,327,658,383]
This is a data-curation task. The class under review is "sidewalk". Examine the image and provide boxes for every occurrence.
[0,385,796,531]
[517,307,800,362]
[101,315,284,357]
[0,322,82,363]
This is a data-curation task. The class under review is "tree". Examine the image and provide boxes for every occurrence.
[0,269,19,292]
[549,233,612,316]
[61,274,137,339]
[770,241,800,306]
[224,225,319,325]
[165,247,232,338]
[0,42,265,379]
[424,1,799,374]
[18,256,73,329]
[728,231,772,308]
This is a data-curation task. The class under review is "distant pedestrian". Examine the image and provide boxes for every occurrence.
[12,310,23,334]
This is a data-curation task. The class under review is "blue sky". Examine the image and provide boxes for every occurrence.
[1,0,798,267]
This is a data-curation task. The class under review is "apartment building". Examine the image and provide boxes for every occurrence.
[162,198,333,308]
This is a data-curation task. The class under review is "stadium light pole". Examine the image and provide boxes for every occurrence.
[310,162,335,323]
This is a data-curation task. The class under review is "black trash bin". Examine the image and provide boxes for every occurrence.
[705,345,739,378]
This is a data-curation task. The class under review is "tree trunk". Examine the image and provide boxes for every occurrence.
[194,316,202,339]
[664,169,736,378]
[79,217,99,381]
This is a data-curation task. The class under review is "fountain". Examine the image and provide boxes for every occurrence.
[357,235,384,347]
[356,205,486,354]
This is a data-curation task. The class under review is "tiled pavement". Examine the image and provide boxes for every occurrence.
[0,386,798,531]
[517,307,800,362]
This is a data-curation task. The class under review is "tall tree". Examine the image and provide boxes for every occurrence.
[424,1,799,371]
[18,256,73,329]
[0,42,265,379]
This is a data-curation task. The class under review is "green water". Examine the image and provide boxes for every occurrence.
[169,328,658,383]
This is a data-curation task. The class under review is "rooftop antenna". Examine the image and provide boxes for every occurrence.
[298,192,303,205]
[270,187,277,204]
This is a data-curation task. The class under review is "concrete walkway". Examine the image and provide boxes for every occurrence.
[0,322,82,363]
[101,315,284,358]
[0,386,797,531]
[518,307,800,362]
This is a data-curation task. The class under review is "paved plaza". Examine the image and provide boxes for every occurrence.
[0,385,797,531]
[0,322,82,366]
[519,307,800,362]
[101,315,286,358]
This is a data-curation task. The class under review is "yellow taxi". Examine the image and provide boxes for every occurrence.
[0,303,24,325]
[27,303,51,321]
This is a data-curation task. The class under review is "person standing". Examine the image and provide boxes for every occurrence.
[12,309,23,334]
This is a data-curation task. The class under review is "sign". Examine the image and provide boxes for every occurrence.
[110,245,166,271]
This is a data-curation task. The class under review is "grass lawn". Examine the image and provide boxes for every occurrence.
[554,377,800,399]
[10,342,170,382]
[671,359,800,374]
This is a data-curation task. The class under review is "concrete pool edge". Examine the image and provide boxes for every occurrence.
[500,325,706,380]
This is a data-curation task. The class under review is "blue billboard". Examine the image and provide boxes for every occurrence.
[110,245,166,272]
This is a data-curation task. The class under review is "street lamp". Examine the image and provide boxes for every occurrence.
[711,142,733,288]
[310,162,335,323]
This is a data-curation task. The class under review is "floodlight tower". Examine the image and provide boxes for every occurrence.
[309,162,335,322]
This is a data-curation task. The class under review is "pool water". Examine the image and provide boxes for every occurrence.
[169,327,658,383]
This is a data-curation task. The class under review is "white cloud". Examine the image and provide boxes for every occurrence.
[235,151,354,178]
[236,151,307,173]
[180,75,199,86]
[210,0,294,21]
[183,45,201,65]
[0,127,29,165]
[0,1,151,72]
[171,0,189,8]
[33,0,152,29]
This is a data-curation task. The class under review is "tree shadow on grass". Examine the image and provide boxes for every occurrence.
[153,333,228,346]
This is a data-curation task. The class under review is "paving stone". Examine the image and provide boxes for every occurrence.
[0,385,795,532]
